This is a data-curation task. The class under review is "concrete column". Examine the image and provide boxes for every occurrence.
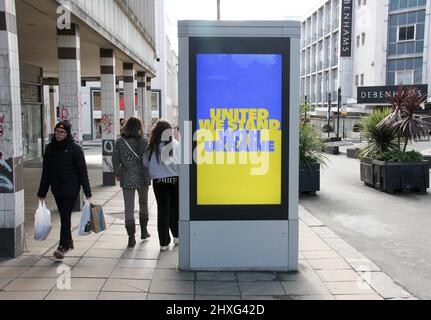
[0,0,25,257]
[116,78,120,128]
[146,76,153,132]
[57,23,82,143]
[49,86,56,137]
[100,49,118,186]
[136,71,145,122]
[123,63,135,120]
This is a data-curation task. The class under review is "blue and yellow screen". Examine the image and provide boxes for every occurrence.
[196,54,283,205]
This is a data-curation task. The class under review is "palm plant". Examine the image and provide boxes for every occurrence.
[358,108,398,159]
[378,86,429,152]
[299,123,327,166]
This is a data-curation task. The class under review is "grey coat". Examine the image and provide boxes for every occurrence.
[112,137,151,189]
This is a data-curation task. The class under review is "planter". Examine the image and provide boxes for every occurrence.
[325,145,339,155]
[360,158,430,194]
[324,137,342,143]
[299,163,320,194]
[347,148,360,159]
[360,158,374,187]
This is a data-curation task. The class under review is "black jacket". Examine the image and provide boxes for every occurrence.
[37,139,92,199]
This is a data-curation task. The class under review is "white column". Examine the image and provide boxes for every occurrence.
[100,49,118,186]
[57,23,83,143]
[123,63,135,121]
[0,0,25,257]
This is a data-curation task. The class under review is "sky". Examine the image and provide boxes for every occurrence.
[165,0,321,51]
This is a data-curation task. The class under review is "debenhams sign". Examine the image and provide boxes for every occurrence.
[358,85,428,104]
[341,0,353,57]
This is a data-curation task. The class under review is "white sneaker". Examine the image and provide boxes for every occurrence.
[173,237,179,246]
[160,246,169,251]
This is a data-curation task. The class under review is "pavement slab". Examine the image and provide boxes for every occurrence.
[0,164,415,300]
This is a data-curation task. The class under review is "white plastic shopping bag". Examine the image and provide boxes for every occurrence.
[78,200,92,236]
[34,200,52,241]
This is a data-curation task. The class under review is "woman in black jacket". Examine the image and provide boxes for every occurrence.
[37,121,92,260]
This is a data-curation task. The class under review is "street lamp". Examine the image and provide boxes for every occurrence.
[217,0,221,20]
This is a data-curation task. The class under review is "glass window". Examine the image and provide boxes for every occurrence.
[398,25,415,41]
[398,13,407,25]
[405,58,414,69]
[407,11,416,24]
[408,0,417,7]
[415,57,423,69]
[390,15,398,27]
[387,71,395,85]
[389,44,397,55]
[414,70,422,83]
[417,10,426,23]
[390,27,397,42]
[388,60,397,71]
[399,0,408,8]
[396,70,413,84]
[416,23,425,40]
[416,40,424,53]
[397,42,406,54]
[418,0,426,5]
[406,41,415,53]
[390,0,399,11]
[397,59,405,70]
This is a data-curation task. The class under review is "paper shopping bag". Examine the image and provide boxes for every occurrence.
[90,204,106,233]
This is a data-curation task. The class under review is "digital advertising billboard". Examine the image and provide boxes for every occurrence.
[189,37,291,221]
[196,53,283,206]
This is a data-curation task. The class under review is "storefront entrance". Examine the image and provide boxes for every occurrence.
[20,64,44,162]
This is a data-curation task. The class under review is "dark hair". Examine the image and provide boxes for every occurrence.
[147,120,174,163]
[121,117,144,139]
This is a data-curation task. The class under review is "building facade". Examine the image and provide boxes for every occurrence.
[301,0,431,138]
[0,0,157,257]
[153,0,179,126]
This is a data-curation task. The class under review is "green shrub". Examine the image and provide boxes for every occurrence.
[376,150,424,163]
[300,124,328,166]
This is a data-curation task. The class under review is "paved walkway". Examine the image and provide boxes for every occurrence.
[0,167,415,300]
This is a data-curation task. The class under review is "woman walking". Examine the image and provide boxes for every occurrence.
[145,120,180,251]
[113,117,151,248]
[37,121,92,260]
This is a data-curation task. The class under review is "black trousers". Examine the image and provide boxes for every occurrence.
[54,195,78,248]
[153,177,179,247]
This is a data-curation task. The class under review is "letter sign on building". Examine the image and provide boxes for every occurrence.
[340,0,353,57]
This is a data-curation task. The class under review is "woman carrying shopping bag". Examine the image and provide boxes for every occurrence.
[145,120,180,251]
[37,121,92,260]
[113,117,151,248]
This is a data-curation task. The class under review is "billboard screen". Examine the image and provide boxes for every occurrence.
[196,54,283,205]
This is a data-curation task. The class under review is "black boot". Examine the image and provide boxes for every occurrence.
[125,224,136,248]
